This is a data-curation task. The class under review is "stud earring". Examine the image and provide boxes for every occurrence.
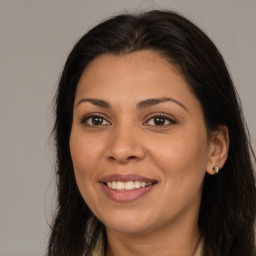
[213,166,219,174]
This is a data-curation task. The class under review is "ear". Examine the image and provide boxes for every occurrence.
[206,125,229,175]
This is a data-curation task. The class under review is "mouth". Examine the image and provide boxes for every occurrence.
[99,174,158,202]
[104,180,156,191]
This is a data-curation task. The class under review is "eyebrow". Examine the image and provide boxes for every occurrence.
[136,97,188,111]
[76,98,111,108]
[76,97,188,111]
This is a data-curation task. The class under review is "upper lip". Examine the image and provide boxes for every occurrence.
[99,174,158,183]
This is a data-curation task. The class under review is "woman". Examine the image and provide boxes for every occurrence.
[48,10,256,256]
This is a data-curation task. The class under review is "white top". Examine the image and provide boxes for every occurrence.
[92,236,203,256]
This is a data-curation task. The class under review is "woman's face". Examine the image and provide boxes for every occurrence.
[70,50,213,234]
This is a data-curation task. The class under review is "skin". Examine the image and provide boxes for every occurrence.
[70,50,229,256]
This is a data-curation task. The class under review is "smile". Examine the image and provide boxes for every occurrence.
[99,174,158,202]
[106,181,153,191]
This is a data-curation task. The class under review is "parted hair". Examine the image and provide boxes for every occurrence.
[48,10,256,256]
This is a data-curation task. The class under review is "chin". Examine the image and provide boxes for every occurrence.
[106,221,150,234]
[100,211,148,233]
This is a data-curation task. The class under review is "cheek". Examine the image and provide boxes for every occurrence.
[69,129,101,192]
[70,129,100,172]
[69,130,105,212]
[149,127,209,186]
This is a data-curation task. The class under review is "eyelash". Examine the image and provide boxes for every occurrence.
[144,113,176,126]
[80,113,110,126]
[80,113,176,127]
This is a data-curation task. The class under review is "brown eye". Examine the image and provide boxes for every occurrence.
[81,114,110,126]
[91,116,104,125]
[153,117,166,125]
[146,115,174,126]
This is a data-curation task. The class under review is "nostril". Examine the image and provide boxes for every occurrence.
[107,155,137,162]
[108,156,115,161]
[128,156,137,160]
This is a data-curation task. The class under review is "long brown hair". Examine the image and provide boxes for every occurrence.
[48,10,256,256]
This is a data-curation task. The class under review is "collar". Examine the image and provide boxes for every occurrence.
[92,236,203,256]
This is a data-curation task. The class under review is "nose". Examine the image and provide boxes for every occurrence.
[106,124,146,164]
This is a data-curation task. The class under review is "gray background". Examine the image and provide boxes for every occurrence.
[0,0,255,255]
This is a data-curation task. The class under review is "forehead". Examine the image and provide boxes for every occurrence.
[77,51,188,93]
[75,50,199,111]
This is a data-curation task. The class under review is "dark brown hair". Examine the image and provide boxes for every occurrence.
[48,10,256,256]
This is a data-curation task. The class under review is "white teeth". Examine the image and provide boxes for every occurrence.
[134,181,140,189]
[112,181,117,189]
[124,181,134,190]
[116,181,125,190]
[106,181,153,191]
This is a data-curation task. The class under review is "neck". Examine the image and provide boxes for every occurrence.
[105,211,200,256]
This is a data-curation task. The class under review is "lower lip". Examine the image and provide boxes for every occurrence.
[100,183,156,202]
